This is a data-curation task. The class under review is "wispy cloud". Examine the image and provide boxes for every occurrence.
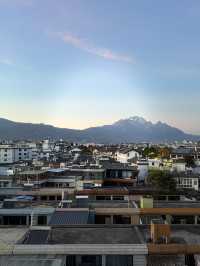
[0,0,33,6]
[0,59,15,66]
[54,32,134,63]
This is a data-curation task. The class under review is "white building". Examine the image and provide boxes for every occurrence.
[176,175,199,191]
[116,149,140,164]
[172,160,186,173]
[42,140,53,153]
[0,145,33,164]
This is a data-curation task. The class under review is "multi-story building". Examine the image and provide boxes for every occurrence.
[0,144,33,164]
[116,148,140,164]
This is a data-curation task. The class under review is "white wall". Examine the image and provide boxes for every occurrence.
[172,163,186,173]
[148,159,161,169]
[138,163,148,182]
[116,150,139,163]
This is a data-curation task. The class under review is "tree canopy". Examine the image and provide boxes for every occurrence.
[143,146,172,159]
[148,169,177,193]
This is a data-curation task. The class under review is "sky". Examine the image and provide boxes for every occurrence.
[0,0,200,133]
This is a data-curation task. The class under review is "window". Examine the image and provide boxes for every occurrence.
[37,215,47,225]
[96,196,111,201]
[49,195,55,201]
[113,196,124,201]
[182,178,193,188]
[194,180,198,186]
[57,195,62,201]
[81,256,101,265]
[83,183,94,189]
[107,255,133,266]
[41,196,47,201]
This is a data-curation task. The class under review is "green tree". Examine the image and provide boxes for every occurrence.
[185,156,195,167]
[79,146,93,156]
[143,147,158,158]
[148,169,177,193]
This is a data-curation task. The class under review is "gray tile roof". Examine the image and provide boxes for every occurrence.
[49,210,89,225]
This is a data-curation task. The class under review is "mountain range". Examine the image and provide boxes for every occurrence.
[0,116,199,143]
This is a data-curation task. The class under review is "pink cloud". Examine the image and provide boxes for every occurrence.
[55,32,134,63]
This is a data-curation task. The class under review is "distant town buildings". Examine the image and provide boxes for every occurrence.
[0,139,200,264]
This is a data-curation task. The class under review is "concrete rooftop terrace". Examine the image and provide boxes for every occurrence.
[2,224,200,245]
[1,223,200,265]
[48,226,144,245]
[0,228,28,246]
[1,225,200,255]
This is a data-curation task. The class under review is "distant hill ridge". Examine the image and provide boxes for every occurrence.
[0,116,199,143]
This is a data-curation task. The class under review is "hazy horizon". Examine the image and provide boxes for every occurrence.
[0,115,199,136]
[0,1,200,134]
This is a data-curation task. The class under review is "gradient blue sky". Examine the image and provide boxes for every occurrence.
[0,0,200,133]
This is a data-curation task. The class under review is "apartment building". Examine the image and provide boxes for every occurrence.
[0,144,33,164]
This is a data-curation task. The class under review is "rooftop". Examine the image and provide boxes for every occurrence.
[172,148,193,155]
[19,170,48,176]
[47,169,67,174]
[2,225,200,259]
[19,224,200,246]
[76,187,129,196]
[0,228,28,245]
[48,225,144,245]
[117,148,137,154]
[101,162,138,171]
[23,230,50,245]
[49,210,90,226]
[0,207,55,215]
